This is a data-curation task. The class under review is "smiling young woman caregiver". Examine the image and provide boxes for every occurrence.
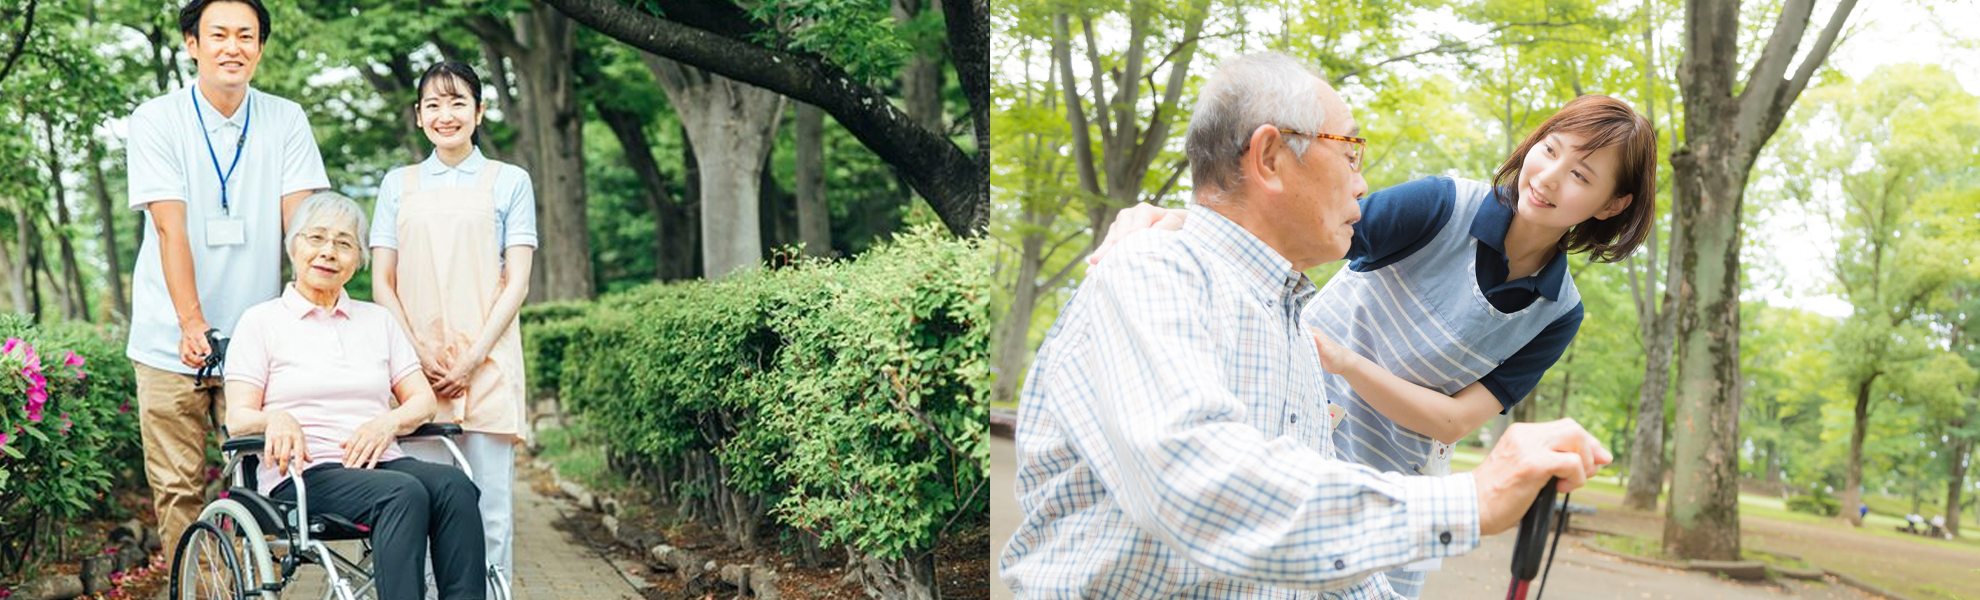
[368,60,536,599]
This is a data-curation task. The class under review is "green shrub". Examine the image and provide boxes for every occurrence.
[525,226,989,591]
[0,314,141,578]
[1786,493,1840,517]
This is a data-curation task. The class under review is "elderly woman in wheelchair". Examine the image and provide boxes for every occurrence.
[170,192,494,600]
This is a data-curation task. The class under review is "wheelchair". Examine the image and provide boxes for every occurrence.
[168,422,510,600]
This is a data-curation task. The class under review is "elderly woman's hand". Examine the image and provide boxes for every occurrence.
[265,412,310,476]
[342,416,398,469]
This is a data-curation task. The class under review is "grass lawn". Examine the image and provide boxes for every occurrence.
[1448,448,1980,551]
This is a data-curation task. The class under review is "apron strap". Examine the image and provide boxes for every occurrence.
[476,161,504,192]
[402,165,422,195]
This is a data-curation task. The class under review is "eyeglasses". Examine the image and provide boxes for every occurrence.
[1267,127,1367,172]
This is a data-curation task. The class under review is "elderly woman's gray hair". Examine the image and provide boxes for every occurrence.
[1184,52,1329,204]
[285,191,370,266]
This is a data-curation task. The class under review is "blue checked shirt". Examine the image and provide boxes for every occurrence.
[999,206,1481,599]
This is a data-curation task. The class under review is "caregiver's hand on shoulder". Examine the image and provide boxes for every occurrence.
[1307,327,1359,375]
[1087,203,1188,265]
[1469,419,1612,535]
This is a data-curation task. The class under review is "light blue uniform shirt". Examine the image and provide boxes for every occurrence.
[126,84,329,374]
[1001,206,1481,600]
[368,147,538,254]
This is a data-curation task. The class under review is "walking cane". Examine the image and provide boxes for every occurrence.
[1506,477,1570,600]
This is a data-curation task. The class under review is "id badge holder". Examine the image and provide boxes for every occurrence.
[207,217,246,247]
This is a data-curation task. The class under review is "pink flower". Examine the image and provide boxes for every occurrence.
[58,413,72,435]
[1,337,18,354]
[62,351,83,367]
[1,431,10,448]
[118,401,131,414]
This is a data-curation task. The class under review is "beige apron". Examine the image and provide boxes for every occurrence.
[394,163,528,441]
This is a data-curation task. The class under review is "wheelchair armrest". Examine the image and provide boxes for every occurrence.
[401,422,463,439]
[222,435,266,454]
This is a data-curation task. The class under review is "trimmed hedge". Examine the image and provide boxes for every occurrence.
[523,227,990,594]
[0,314,142,579]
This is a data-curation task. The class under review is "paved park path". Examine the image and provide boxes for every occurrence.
[281,461,643,599]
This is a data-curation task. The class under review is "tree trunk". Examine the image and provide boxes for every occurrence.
[1661,142,1748,561]
[1661,0,1856,561]
[88,140,128,322]
[539,0,988,237]
[991,221,1047,405]
[1624,281,1679,509]
[855,551,938,600]
[593,98,687,279]
[1947,435,1970,537]
[757,151,796,255]
[642,53,785,279]
[1555,346,1575,420]
[41,118,89,320]
[1838,374,1876,526]
[0,233,19,313]
[673,125,703,280]
[472,7,594,301]
[895,0,944,136]
[1763,438,1780,485]
[794,103,830,258]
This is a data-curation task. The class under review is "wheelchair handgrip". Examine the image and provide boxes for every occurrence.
[403,422,464,439]
[222,435,266,453]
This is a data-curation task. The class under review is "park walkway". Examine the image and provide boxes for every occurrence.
[281,461,642,599]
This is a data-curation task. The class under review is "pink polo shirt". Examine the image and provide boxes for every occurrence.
[226,284,424,495]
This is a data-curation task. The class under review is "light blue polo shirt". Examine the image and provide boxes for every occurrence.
[368,147,538,256]
[126,84,329,375]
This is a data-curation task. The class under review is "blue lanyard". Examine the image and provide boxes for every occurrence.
[190,85,251,215]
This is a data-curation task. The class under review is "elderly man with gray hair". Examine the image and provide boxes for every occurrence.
[222,192,489,600]
[998,52,1612,599]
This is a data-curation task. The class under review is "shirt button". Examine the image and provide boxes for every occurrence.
[1290,413,1298,424]
[1440,531,1452,544]
[1333,559,1346,570]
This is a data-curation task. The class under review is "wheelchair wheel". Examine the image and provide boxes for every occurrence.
[199,498,278,599]
[170,520,246,600]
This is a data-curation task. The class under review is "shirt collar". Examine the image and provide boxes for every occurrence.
[1470,186,1569,300]
[1182,204,1312,304]
[279,283,354,319]
[191,83,253,133]
[422,147,488,176]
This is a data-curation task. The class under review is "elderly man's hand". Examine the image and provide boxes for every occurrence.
[1470,419,1612,535]
[265,412,310,476]
[1087,203,1188,266]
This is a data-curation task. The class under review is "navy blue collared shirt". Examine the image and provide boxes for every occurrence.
[1338,177,1584,410]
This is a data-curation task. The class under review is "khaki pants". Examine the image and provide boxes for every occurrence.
[134,361,227,550]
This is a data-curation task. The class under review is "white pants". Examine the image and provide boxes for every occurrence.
[404,432,515,598]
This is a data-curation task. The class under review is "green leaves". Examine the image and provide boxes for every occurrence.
[522,226,989,563]
[0,316,141,579]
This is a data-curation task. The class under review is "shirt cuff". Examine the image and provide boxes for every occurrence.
[1401,471,1481,561]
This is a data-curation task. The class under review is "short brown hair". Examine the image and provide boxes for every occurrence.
[1492,94,1657,263]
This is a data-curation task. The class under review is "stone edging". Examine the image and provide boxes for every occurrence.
[533,458,783,600]
[1569,526,1917,600]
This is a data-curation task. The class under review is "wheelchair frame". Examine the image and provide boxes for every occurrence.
[168,422,510,600]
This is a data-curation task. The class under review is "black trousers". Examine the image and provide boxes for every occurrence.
[272,458,486,600]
